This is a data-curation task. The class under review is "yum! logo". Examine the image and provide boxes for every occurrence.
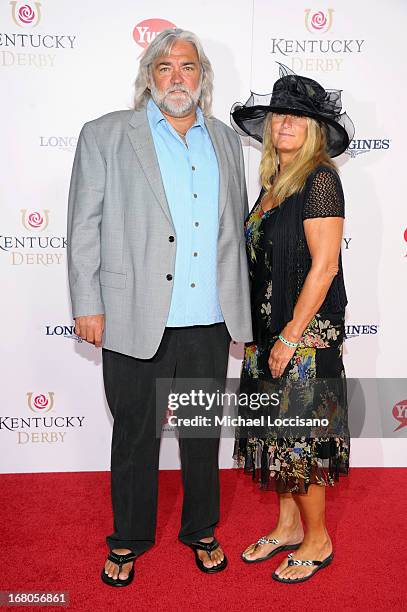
[393,399,407,432]
[304,9,334,33]
[10,1,42,27]
[133,18,177,49]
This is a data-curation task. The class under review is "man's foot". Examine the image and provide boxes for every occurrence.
[104,548,134,580]
[196,537,224,569]
[273,536,332,581]
[242,525,304,562]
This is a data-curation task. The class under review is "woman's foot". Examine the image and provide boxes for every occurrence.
[273,536,332,581]
[104,548,134,580]
[242,524,304,562]
[196,537,225,569]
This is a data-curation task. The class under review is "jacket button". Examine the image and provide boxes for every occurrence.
[168,235,175,242]
[166,274,173,281]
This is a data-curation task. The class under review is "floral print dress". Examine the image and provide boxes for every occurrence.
[235,193,350,494]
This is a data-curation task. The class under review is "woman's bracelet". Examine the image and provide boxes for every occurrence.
[278,334,299,348]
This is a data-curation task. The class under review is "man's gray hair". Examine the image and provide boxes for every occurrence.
[133,28,214,117]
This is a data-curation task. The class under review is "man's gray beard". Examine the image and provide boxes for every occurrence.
[150,81,202,118]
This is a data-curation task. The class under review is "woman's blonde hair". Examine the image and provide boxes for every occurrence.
[259,113,336,205]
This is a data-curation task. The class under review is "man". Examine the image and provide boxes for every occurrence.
[67,28,252,587]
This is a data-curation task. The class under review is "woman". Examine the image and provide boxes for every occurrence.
[231,65,354,583]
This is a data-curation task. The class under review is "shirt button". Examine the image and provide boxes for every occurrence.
[194,222,199,227]
[193,252,198,257]
[168,235,175,242]
[190,283,196,288]
[192,165,196,171]
[193,193,197,199]
[166,274,173,281]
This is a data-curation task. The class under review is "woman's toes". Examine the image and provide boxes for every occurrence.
[243,545,255,560]
[278,564,291,578]
[275,561,288,576]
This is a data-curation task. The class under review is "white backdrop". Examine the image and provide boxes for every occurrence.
[1,0,406,473]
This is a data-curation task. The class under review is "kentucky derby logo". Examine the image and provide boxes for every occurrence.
[27,392,55,413]
[21,209,50,231]
[304,9,333,33]
[10,2,42,27]
[392,399,407,432]
[133,18,177,49]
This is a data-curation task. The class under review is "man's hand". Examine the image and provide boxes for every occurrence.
[74,314,105,347]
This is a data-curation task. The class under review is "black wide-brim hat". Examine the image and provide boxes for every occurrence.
[231,63,355,158]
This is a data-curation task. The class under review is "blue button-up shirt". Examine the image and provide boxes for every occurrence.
[147,98,224,327]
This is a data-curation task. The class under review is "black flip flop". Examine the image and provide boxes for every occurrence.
[272,552,334,583]
[242,536,302,564]
[189,538,228,573]
[101,550,137,587]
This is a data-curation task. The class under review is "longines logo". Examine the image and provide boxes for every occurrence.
[0,209,66,265]
[344,324,379,339]
[0,392,85,444]
[0,1,77,69]
[393,399,407,432]
[270,8,365,73]
[133,18,177,50]
[39,136,77,153]
[345,138,391,158]
[45,324,83,343]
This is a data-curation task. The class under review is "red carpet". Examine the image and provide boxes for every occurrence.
[0,468,405,611]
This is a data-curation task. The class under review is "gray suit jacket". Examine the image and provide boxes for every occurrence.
[67,106,252,359]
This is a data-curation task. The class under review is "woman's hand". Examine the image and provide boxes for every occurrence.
[268,339,297,378]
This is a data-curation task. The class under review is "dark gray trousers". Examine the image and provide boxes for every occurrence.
[102,323,230,555]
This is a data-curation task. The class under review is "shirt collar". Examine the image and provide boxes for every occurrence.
[147,97,205,130]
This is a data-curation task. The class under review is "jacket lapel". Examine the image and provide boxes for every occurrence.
[205,118,229,221]
[127,109,173,225]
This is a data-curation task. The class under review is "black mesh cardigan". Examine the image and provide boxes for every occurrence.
[266,163,348,334]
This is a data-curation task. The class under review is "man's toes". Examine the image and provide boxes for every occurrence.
[213,549,224,565]
[198,552,213,568]
[106,562,114,577]
[118,562,132,580]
